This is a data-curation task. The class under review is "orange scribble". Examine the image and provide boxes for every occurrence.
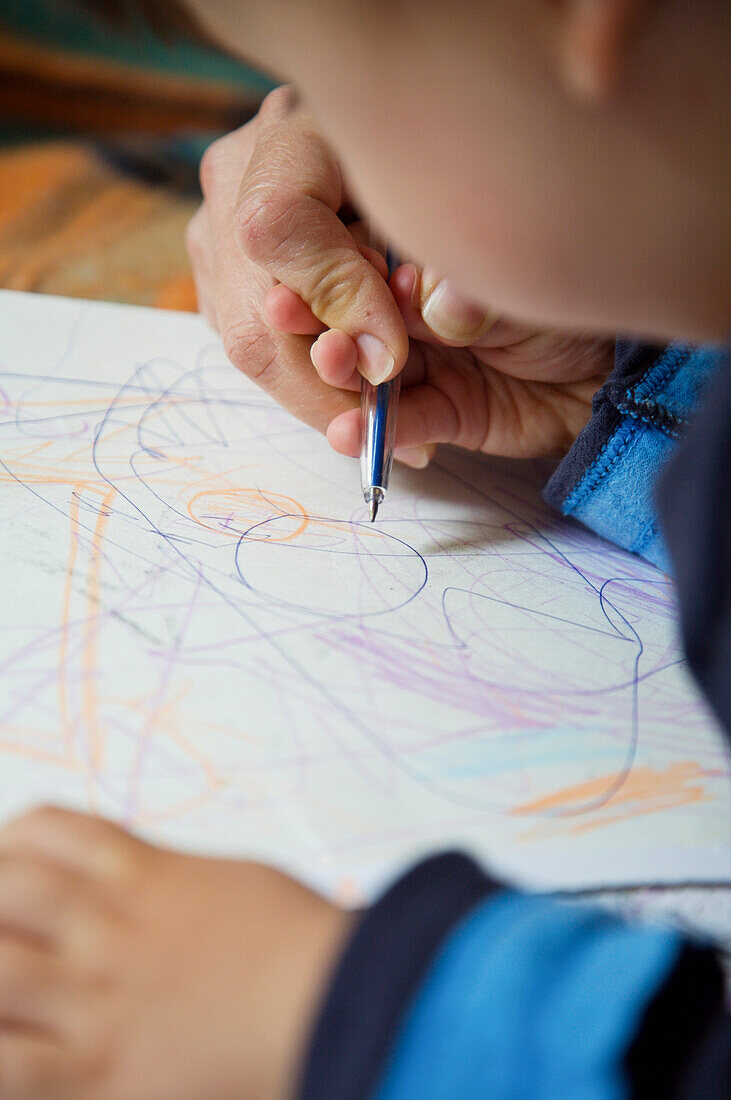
[55,479,116,801]
[512,761,711,836]
[187,487,309,540]
[0,734,77,769]
[82,488,115,781]
[121,684,236,825]
[58,491,81,759]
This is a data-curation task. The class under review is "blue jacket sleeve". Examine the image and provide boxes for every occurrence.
[297,855,727,1100]
[543,340,725,569]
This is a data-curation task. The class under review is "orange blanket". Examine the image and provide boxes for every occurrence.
[0,141,199,310]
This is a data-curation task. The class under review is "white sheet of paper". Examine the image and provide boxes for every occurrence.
[1,290,729,905]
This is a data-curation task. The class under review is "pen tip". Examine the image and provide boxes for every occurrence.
[369,499,379,523]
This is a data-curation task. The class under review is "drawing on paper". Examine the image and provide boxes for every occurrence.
[1,292,729,900]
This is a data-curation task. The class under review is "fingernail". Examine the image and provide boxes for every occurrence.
[356,334,394,385]
[404,263,420,307]
[395,445,431,469]
[310,335,324,373]
[421,279,490,341]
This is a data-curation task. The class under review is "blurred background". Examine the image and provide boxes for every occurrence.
[0,0,272,309]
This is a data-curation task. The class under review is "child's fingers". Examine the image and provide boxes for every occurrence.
[0,1031,72,1099]
[0,937,72,1033]
[0,854,117,950]
[389,264,437,344]
[263,284,326,336]
[326,408,437,469]
[310,329,360,390]
[326,337,488,457]
[391,264,501,348]
[324,335,435,456]
[0,806,143,884]
[394,444,437,469]
[326,382,465,456]
[419,267,499,345]
[326,407,361,457]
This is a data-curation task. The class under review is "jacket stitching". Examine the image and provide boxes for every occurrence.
[615,399,687,438]
[563,424,637,513]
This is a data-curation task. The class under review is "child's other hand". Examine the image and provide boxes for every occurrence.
[0,806,351,1100]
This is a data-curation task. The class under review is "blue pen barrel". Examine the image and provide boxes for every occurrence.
[360,374,401,502]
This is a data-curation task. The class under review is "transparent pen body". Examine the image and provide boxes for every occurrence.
[360,374,401,507]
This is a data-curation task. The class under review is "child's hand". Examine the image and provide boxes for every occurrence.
[0,806,351,1100]
[188,87,614,469]
[270,264,614,467]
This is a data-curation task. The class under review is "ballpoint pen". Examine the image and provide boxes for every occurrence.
[360,235,400,523]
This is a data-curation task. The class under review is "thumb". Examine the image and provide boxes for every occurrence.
[419,268,498,346]
[234,87,408,384]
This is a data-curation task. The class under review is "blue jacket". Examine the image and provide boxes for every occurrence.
[299,343,731,1100]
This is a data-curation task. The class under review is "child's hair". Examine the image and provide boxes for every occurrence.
[71,1,208,43]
